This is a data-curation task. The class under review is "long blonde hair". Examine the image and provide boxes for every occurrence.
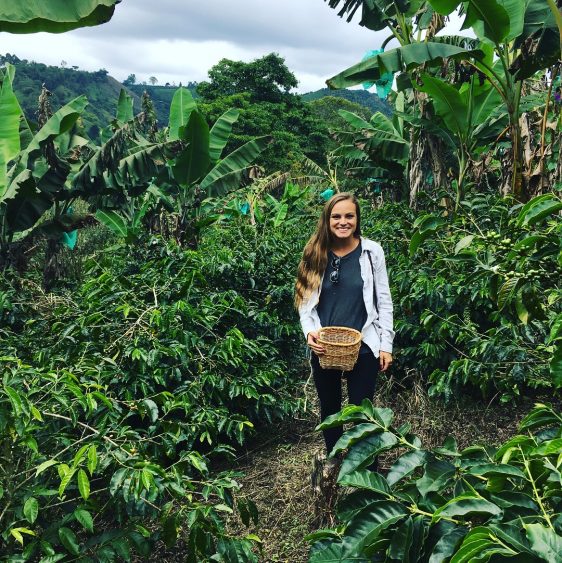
[294,192,361,309]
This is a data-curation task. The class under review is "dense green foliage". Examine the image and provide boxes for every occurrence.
[1,52,385,155]
[325,0,562,204]
[1,1,561,560]
[0,213,305,559]
[197,54,331,172]
[361,195,561,403]
[308,401,562,562]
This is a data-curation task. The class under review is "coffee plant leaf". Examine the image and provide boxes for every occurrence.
[339,470,392,496]
[387,450,428,486]
[317,407,370,430]
[466,462,526,479]
[74,509,94,533]
[331,423,382,455]
[309,541,360,562]
[518,404,562,432]
[111,538,131,561]
[524,523,562,562]
[58,527,80,556]
[23,496,38,524]
[387,515,414,560]
[87,445,97,476]
[341,500,407,556]
[454,235,475,254]
[416,458,457,496]
[432,493,502,521]
[372,407,394,429]
[35,459,58,477]
[428,526,468,563]
[450,527,515,563]
[339,432,398,478]
[516,194,562,227]
[77,469,90,500]
[489,491,538,511]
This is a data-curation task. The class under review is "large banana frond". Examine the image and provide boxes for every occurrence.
[0,0,120,33]
[327,41,482,89]
[200,136,271,197]
[301,156,329,179]
[0,64,24,198]
[168,87,197,141]
[209,108,240,162]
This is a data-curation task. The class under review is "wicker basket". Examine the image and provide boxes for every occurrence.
[317,326,362,371]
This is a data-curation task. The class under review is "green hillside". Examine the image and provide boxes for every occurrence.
[1,54,142,139]
[1,53,390,138]
[302,87,391,115]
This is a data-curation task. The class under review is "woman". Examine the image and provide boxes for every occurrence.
[295,192,394,456]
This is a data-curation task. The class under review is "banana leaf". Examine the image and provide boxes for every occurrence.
[168,87,197,142]
[209,108,240,163]
[327,42,482,89]
[200,136,271,197]
[0,64,24,198]
[172,111,210,187]
[0,0,120,33]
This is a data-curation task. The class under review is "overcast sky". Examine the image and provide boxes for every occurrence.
[0,0,396,93]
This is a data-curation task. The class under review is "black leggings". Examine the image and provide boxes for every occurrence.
[312,351,379,454]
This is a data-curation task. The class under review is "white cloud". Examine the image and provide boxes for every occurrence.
[1,0,386,92]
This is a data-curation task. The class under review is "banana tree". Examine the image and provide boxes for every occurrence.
[0,69,168,283]
[325,0,562,202]
[0,0,120,33]
[325,0,486,207]
[415,72,506,208]
[330,106,410,199]
[426,0,562,200]
[157,87,271,246]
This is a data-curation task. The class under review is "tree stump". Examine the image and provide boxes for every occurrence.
[311,453,340,527]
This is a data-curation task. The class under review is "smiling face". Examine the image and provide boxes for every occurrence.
[329,199,358,241]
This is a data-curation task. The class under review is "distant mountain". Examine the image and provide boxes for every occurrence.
[1,54,144,139]
[2,54,391,140]
[302,88,392,116]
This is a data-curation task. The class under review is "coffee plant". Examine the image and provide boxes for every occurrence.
[308,401,562,562]
[0,221,304,560]
[361,192,561,402]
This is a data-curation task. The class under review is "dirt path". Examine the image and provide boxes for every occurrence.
[226,415,321,562]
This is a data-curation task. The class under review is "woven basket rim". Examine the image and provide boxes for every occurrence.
[318,326,362,347]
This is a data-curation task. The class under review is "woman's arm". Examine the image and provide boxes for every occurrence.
[298,297,324,354]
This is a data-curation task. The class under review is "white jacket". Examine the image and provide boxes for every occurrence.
[298,237,394,357]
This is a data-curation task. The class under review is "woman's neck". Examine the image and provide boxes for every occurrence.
[330,236,360,256]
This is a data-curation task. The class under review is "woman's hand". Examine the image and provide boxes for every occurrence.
[307,331,325,355]
[379,351,393,372]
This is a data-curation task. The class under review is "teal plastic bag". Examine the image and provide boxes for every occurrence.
[320,188,335,201]
[60,206,78,250]
[362,49,393,100]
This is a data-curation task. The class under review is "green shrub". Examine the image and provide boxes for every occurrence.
[0,229,302,560]
[308,401,562,562]
[361,194,561,401]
